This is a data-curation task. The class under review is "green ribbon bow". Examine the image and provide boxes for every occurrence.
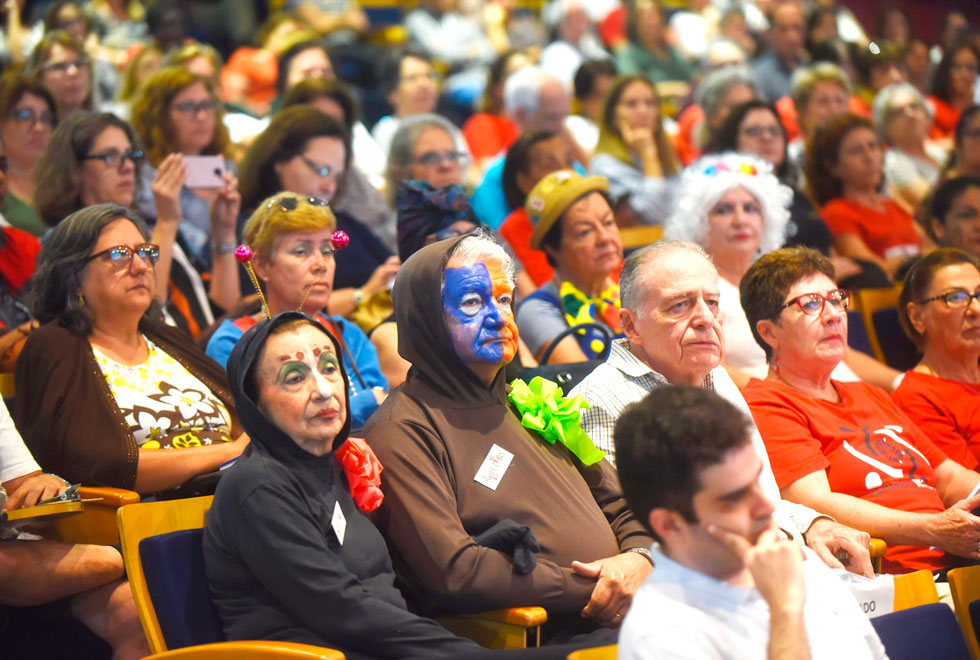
[507,377,606,466]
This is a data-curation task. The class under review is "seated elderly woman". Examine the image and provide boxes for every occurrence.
[892,249,980,468]
[203,312,485,658]
[924,175,980,260]
[364,233,652,643]
[806,113,930,280]
[663,152,899,389]
[741,246,980,574]
[205,193,387,430]
[874,82,948,213]
[588,75,680,226]
[14,204,247,494]
[516,170,624,364]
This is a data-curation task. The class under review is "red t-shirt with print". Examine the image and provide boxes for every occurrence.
[893,370,980,470]
[744,377,949,573]
[821,197,920,261]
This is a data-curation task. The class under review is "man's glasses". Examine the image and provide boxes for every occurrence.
[740,125,783,138]
[83,148,144,170]
[414,150,465,167]
[300,155,334,178]
[920,289,980,309]
[266,195,329,211]
[171,99,218,115]
[8,108,55,127]
[86,244,160,268]
[779,289,850,316]
[43,56,90,74]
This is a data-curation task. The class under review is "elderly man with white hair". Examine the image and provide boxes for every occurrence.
[569,239,876,577]
[471,66,588,229]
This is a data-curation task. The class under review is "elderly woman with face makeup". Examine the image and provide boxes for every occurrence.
[891,249,980,470]
[741,246,980,575]
[203,312,488,659]
[364,233,652,643]
[205,193,387,430]
[14,204,247,494]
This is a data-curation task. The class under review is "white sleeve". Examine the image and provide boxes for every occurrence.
[0,398,40,483]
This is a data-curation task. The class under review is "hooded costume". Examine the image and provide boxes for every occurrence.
[203,312,483,660]
[364,238,652,640]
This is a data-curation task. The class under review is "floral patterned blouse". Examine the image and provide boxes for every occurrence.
[93,336,233,450]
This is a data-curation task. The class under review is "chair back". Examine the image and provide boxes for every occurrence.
[118,495,214,654]
[566,644,617,660]
[947,565,980,659]
[892,569,940,611]
[870,602,970,660]
[854,285,919,368]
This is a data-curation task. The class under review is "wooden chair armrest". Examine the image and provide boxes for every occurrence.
[454,607,548,627]
[869,538,886,558]
[77,486,141,507]
[141,640,345,659]
[49,486,140,546]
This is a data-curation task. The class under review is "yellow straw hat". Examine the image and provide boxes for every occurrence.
[526,170,609,250]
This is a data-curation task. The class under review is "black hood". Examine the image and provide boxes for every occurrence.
[393,236,508,408]
[227,311,352,462]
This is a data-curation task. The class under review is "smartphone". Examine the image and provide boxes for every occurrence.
[184,155,225,188]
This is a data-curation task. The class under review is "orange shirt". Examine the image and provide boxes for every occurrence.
[893,370,980,470]
[462,113,519,163]
[821,197,920,260]
[499,207,554,286]
[927,95,960,140]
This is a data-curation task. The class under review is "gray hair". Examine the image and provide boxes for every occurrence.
[620,241,714,317]
[444,231,517,289]
[872,82,934,141]
[385,113,467,205]
[504,66,557,120]
[695,65,757,122]
[790,61,852,115]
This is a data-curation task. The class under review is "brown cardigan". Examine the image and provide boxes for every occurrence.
[13,318,240,491]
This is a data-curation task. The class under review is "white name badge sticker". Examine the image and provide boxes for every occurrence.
[331,501,347,545]
[474,444,514,491]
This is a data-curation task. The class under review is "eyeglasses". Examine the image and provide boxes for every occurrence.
[8,107,55,127]
[740,125,782,138]
[266,195,329,211]
[779,289,850,315]
[86,243,160,268]
[83,148,144,170]
[43,56,90,74]
[919,289,980,309]
[171,99,218,115]
[414,150,465,167]
[299,155,334,178]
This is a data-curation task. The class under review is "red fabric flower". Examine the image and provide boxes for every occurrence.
[335,437,384,513]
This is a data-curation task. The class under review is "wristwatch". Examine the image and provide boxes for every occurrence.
[352,288,365,309]
[623,546,655,566]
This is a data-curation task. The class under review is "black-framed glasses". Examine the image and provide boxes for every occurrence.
[779,289,850,316]
[920,289,980,309]
[43,56,90,74]
[414,150,465,167]
[266,195,329,211]
[8,107,54,127]
[171,99,218,115]
[300,155,333,178]
[86,243,160,268]
[83,148,144,170]
[740,125,782,138]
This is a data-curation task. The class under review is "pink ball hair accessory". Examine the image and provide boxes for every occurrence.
[235,244,271,319]
[234,244,253,263]
[331,230,350,251]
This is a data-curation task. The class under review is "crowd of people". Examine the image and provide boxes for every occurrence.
[2,0,980,658]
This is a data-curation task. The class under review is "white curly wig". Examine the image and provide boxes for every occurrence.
[663,152,793,256]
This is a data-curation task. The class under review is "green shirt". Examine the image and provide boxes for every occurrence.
[3,192,47,237]
[614,41,694,83]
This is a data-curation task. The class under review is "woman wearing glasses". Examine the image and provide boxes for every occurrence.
[0,74,57,237]
[13,203,247,494]
[131,67,233,267]
[24,31,93,121]
[33,110,240,337]
[664,152,899,389]
[205,193,388,430]
[384,113,471,208]
[892,249,980,469]
[741,246,980,574]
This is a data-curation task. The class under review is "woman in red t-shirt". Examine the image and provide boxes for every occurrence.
[805,113,931,279]
[740,245,980,574]
[926,40,980,141]
[893,249,980,469]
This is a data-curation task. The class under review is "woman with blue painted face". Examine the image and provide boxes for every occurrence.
[364,232,652,644]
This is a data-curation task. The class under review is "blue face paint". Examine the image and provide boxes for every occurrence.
[442,261,518,367]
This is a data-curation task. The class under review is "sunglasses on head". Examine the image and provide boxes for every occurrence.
[267,195,329,211]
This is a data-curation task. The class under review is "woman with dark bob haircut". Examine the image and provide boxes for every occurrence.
[923,175,980,259]
[893,248,980,468]
[805,113,928,280]
[14,203,247,494]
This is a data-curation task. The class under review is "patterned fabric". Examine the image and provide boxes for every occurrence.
[559,280,622,358]
[395,180,473,261]
[93,337,233,449]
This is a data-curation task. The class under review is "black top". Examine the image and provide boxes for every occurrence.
[203,312,482,660]
[333,210,393,290]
